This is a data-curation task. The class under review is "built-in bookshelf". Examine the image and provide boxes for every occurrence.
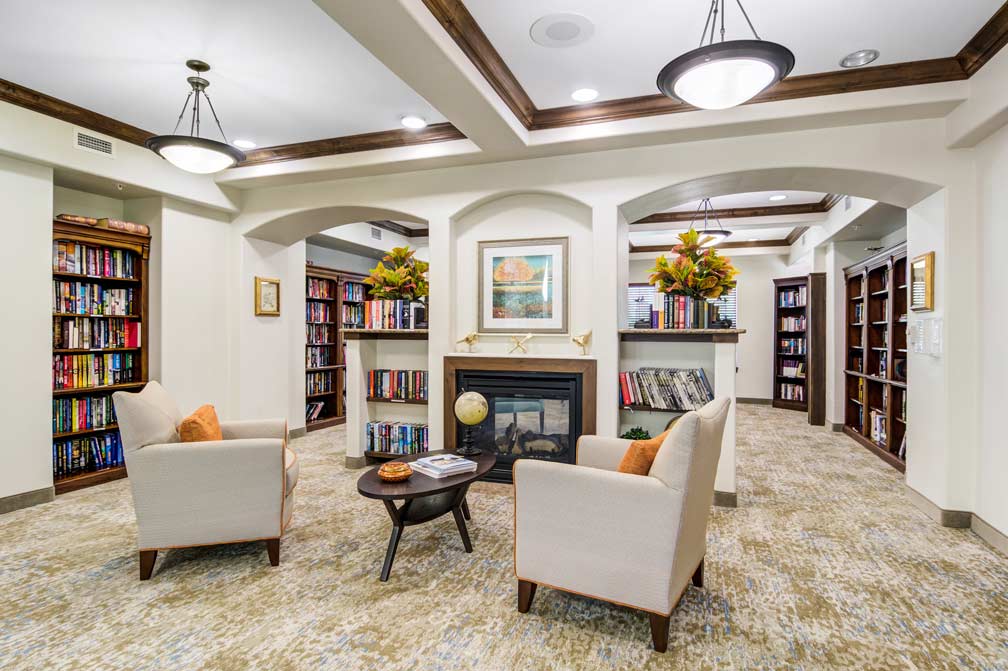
[771,274,826,423]
[843,243,908,472]
[51,219,150,494]
[343,328,430,465]
[304,265,368,432]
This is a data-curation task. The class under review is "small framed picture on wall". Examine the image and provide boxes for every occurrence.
[255,276,281,316]
[478,237,569,334]
[909,252,934,312]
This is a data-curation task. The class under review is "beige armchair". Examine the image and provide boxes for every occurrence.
[513,397,730,652]
[112,382,298,580]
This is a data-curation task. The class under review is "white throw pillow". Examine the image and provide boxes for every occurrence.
[113,388,180,452]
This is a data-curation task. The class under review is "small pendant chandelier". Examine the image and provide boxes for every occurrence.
[691,198,731,247]
[657,0,794,110]
[145,60,245,174]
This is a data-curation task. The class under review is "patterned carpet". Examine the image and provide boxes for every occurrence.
[1,405,1005,670]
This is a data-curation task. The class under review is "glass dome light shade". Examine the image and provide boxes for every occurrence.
[145,135,245,174]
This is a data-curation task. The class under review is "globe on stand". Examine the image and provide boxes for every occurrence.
[454,391,488,456]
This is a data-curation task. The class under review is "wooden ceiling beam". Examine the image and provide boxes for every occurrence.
[957,1,1008,75]
[631,195,840,225]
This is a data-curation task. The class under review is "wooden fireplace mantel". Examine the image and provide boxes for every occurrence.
[442,356,597,452]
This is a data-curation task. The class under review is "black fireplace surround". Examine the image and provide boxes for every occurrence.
[455,369,583,483]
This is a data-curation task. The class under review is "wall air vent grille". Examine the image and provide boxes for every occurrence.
[844,195,852,211]
[370,226,383,240]
[72,128,116,158]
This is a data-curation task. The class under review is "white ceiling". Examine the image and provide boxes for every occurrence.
[1,0,445,147]
[667,190,826,212]
[463,0,1002,108]
[631,224,793,247]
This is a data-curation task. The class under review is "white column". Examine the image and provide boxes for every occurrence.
[592,201,624,437]
[344,338,376,467]
[713,341,737,498]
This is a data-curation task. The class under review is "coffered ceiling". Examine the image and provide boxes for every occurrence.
[462,0,1003,109]
[0,0,445,147]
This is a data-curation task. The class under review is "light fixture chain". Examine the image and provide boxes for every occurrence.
[189,89,198,137]
[735,0,761,40]
[202,93,231,145]
[171,91,193,135]
[719,0,726,42]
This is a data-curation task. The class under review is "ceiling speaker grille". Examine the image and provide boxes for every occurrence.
[73,128,115,158]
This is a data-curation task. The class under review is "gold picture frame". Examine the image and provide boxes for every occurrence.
[909,252,934,312]
[477,237,569,334]
[255,276,281,316]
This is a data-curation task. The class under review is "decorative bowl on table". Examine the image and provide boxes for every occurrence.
[378,461,413,482]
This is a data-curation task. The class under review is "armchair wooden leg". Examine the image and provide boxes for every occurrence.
[517,579,537,613]
[648,612,670,653]
[139,550,157,581]
[691,558,704,587]
[266,538,280,567]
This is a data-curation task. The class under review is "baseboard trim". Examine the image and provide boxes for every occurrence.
[0,486,54,515]
[904,485,971,528]
[971,514,1008,556]
[288,426,307,440]
[736,397,771,405]
[345,455,367,469]
[713,491,737,508]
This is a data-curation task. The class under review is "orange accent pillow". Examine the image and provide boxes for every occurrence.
[178,404,223,443]
[617,429,670,475]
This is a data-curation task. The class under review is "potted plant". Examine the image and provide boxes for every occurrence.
[648,228,738,326]
[363,246,429,301]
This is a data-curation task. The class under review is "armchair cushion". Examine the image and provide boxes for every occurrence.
[113,387,179,452]
[179,404,224,443]
[617,429,669,475]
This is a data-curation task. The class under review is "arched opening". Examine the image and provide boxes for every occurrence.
[245,205,428,246]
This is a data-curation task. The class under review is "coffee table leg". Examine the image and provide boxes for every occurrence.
[452,506,473,553]
[380,500,409,581]
[461,497,471,521]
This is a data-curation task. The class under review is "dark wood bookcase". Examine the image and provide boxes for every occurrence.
[843,243,908,472]
[51,219,150,494]
[771,274,825,424]
[304,264,367,432]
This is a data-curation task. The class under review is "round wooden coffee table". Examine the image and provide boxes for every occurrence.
[357,450,496,581]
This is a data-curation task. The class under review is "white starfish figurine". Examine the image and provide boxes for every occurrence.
[509,333,532,354]
[456,332,479,352]
[572,330,592,355]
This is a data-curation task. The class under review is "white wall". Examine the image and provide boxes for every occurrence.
[53,186,124,221]
[0,156,53,499]
[975,121,1008,535]
[306,243,377,275]
[158,199,234,417]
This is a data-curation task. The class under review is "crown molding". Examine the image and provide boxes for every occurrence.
[368,220,429,238]
[631,194,839,225]
[630,239,789,253]
[239,123,466,167]
[0,77,153,145]
[957,1,1008,75]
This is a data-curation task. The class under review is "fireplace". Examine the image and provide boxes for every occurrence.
[444,357,597,483]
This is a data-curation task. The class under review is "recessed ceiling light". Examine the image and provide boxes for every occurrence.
[769,194,788,201]
[400,115,427,130]
[571,88,598,103]
[840,49,879,68]
[530,13,595,48]
[232,139,256,149]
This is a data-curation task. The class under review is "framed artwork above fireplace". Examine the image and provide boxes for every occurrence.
[477,237,569,334]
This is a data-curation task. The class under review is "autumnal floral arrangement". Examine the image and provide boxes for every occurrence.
[363,246,429,301]
[648,228,738,299]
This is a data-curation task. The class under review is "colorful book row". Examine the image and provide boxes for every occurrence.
[53,281,137,316]
[618,368,713,410]
[53,395,117,435]
[342,303,364,326]
[779,338,806,354]
[306,303,331,323]
[307,346,334,368]
[307,324,335,344]
[362,300,426,330]
[52,353,138,390]
[307,371,333,395]
[779,383,805,401]
[54,317,140,350]
[52,241,137,279]
[778,286,806,307]
[365,421,429,455]
[368,369,428,401]
[306,277,335,299]
[53,433,124,479]
[343,282,366,302]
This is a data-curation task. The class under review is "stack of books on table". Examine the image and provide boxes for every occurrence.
[411,454,477,479]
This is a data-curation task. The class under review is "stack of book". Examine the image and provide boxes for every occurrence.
[368,369,428,401]
[342,302,363,326]
[53,282,137,315]
[306,303,331,323]
[411,454,477,479]
[53,396,116,434]
[644,291,721,329]
[343,282,366,302]
[52,242,137,278]
[53,433,123,478]
[306,277,333,299]
[778,286,807,307]
[55,317,140,349]
[362,300,427,330]
[52,352,137,390]
[779,383,805,402]
[780,361,805,378]
[365,421,429,454]
[305,401,326,422]
[306,371,333,395]
[618,368,714,410]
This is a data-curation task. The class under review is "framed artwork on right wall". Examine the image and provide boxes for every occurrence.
[909,251,934,312]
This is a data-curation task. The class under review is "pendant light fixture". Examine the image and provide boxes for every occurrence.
[691,198,732,246]
[145,60,245,174]
[657,0,794,110]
